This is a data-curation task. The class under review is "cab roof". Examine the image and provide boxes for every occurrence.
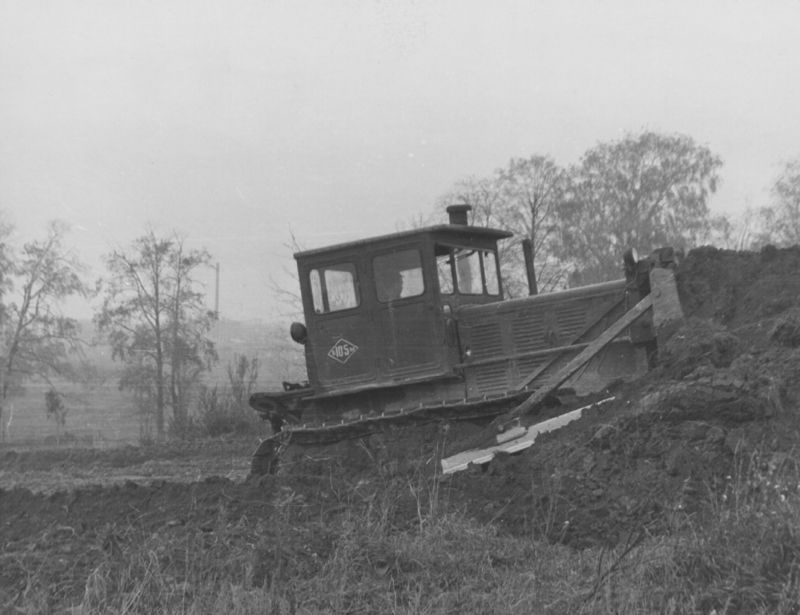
[294,224,513,261]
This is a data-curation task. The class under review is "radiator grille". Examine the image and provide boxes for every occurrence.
[474,363,509,393]
[512,310,545,353]
[469,322,503,359]
[516,355,548,383]
[556,302,589,338]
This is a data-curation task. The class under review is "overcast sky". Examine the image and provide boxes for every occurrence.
[2,0,800,321]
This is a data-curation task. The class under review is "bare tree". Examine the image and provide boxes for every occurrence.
[267,229,306,322]
[705,207,774,251]
[759,159,800,247]
[562,131,722,284]
[436,157,569,296]
[436,174,507,228]
[227,354,259,411]
[96,230,217,439]
[0,221,88,440]
[494,156,570,295]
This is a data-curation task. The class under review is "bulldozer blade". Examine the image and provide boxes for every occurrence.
[440,397,615,474]
[650,266,684,347]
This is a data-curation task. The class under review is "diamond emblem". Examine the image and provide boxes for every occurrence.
[327,338,359,364]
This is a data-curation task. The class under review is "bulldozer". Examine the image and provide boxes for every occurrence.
[249,205,683,475]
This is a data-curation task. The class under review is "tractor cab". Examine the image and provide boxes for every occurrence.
[291,205,512,396]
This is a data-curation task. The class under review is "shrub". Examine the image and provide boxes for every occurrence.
[197,385,258,437]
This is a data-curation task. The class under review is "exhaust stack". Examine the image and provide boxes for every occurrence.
[446,204,472,226]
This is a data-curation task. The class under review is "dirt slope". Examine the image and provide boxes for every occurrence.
[450,245,800,546]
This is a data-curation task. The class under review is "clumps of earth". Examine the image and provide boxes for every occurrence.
[452,245,800,547]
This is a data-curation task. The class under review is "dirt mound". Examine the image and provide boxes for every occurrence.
[677,245,800,329]
[657,317,741,379]
[770,307,800,347]
[446,245,800,546]
[452,356,797,546]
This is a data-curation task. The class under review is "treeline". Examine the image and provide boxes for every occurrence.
[432,130,800,296]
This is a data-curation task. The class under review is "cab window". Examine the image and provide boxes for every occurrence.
[436,245,501,296]
[482,250,500,295]
[437,250,454,294]
[309,263,359,313]
[373,249,424,302]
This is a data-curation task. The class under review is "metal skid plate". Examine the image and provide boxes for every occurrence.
[440,397,615,474]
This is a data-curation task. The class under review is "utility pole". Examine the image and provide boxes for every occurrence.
[214,262,220,318]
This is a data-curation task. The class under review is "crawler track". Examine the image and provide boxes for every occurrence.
[249,387,608,475]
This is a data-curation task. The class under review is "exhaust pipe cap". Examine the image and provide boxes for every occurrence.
[446,204,472,226]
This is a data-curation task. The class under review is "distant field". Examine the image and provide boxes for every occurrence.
[3,381,141,447]
[2,374,285,448]
[2,318,306,448]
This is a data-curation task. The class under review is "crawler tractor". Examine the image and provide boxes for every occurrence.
[249,205,683,475]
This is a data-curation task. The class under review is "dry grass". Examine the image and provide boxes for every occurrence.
[10,445,800,614]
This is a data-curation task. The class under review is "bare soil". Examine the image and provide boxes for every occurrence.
[3,245,800,610]
[450,246,800,546]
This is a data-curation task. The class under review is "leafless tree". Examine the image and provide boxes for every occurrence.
[96,230,217,438]
[0,221,88,441]
[562,131,722,284]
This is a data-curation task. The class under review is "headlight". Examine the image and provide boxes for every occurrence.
[289,322,307,345]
